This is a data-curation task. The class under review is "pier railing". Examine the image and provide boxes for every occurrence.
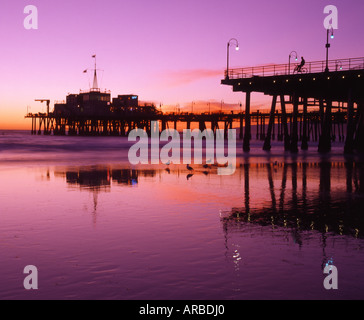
[225,57,364,79]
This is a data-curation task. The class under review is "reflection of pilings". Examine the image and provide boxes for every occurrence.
[279,163,288,214]
[360,163,364,194]
[302,163,307,211]
[319,162,331,193]
[223,161,364,240]
[267,163,276,212]
[244,163,250,216]
[319,162,331,232]
[291,163,298,212]
[346,161,353,193]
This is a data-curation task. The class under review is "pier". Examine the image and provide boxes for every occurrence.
[26,57,364,154]
[221,57,364,153]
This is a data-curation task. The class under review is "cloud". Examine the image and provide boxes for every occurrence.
[160,69,223,87]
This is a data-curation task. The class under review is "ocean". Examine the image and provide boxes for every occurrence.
[0,129,364,299]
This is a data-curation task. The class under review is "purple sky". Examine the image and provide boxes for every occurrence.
[0,0,363,128]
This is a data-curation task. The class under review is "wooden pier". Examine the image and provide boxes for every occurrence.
[222,57,364,153]
[26,57,364,154]
[26,109,348,146]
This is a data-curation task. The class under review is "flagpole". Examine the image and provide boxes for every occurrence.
[92,54,98,90]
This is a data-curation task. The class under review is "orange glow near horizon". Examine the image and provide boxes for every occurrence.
[0,108,29,130]
[1,95,271,130]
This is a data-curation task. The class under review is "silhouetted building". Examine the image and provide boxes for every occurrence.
[53,59,158,117]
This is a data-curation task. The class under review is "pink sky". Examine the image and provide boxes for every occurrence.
[0,0,363,129]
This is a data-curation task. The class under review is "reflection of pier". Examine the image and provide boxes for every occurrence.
[222,57,364,153]
[55,167,148,189]
[54,167,154,225]
[221,161,364,239]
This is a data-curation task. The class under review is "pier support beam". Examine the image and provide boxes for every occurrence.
[243,91,251,152]
[280,95,290,151]
[354,103,364,152]
[290,95,299,153]
[31,117,35,135]
[301,97,308,150]
[263,95,277,151]
[239,114,244,140]
[318,100,332,153]
[344,90,355,154]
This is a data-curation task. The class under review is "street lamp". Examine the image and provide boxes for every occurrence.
[226,38,239,80]
[325,27,334,72]
[288,51,298,75]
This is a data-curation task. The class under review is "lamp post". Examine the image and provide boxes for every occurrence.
[226,38,239,80]
[325,27,334,72]
[288,51,298,75]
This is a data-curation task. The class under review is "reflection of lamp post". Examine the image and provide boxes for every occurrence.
[288,51,298,75]
[226,38,239,80]
[325,27,334,72]
[191,101,195,114]
[207,102,211,114]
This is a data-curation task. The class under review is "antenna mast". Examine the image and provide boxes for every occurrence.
[92,54,98,90]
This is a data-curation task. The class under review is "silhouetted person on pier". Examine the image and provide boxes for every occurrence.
[296,57,305,73]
